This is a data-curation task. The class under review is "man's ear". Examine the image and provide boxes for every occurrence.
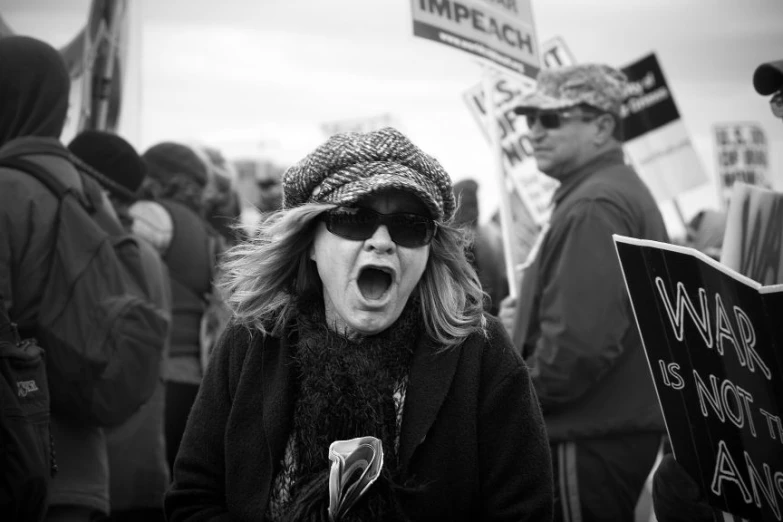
[594,113,616,146]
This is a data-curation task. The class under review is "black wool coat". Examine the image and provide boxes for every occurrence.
[165,315,554,521]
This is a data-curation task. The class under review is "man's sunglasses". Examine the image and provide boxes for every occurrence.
[525,110,599,130]
[322,207,437,248]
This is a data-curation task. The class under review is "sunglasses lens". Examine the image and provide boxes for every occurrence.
[525,112,563,130]
[539,113,561,129]
[325,208,435,247]
[326,208,377,240]
[387,214,435,247]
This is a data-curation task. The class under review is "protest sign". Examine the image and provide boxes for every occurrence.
[615,236,783,521]
[540,36,575,69]
[714,123,771,208]
[321,113,398,137]
[721,183,783,286]
[620,53,709,203]
[410,0,540,78]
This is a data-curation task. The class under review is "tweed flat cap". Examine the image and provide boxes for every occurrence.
[283,127,455,221]
[513,63,628,116]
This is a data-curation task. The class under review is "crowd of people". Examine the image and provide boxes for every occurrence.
[1,31,781,522]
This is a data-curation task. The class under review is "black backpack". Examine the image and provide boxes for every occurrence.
[0,157,168,427]
[0,296,55,522]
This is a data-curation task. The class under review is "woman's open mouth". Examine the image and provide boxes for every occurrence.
[357,267,393,301]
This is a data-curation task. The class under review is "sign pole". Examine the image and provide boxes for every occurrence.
[482,66,518,298]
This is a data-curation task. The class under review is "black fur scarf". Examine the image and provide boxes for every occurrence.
[279,297,421,522]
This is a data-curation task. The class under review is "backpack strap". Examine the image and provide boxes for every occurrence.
[0,157,99,213]
[0,157,69,200]
[0,292,16,344]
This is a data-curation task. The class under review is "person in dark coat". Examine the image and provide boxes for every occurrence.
[165,127,554,521]
[130,142,222,474]
[0,35,116,521]
[68,130,172,522]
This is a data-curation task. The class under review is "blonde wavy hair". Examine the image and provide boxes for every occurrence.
[218,203,487,348]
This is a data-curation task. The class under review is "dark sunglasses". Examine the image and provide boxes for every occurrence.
[525,110,599,130]
[322,207,437,248]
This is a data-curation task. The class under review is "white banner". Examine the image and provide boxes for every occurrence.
[713,122,770,209]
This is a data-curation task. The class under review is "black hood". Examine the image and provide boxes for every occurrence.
[0,35,70,146]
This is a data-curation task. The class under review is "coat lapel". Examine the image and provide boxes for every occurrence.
[398,338,462,474]
[259,329,296,497]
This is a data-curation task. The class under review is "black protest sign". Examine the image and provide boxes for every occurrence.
[614,236,783,522]
[620,53,681,142]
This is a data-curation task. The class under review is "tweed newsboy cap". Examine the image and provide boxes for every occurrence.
[283,127,455,221]
[513,63,628,116]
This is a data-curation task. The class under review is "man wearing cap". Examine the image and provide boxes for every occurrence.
[499,63,669,521]
[754,59,783,121]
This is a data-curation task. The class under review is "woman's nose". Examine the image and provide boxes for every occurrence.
[365,224,395,253]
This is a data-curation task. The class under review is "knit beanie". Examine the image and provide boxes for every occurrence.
[142,141,209,188]
[68,130,146,199]
[283,127,455,221]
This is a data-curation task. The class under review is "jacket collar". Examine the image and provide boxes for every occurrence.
[261,328,296,467]
[260,324,462,476]
[552,146,625,206]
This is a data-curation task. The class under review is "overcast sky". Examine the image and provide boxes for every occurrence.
[4,0,783,230]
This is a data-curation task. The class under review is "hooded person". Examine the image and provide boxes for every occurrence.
[129,142,223,473]
[165,127,554,521]
[0,36,119,521]
[67,130,173,522]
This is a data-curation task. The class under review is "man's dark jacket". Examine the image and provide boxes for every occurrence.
[512,147,669,442]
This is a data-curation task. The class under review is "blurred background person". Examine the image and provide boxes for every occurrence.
[68,130,172,522]
[684,208,727,260]
[0,35,113,522]
[131,142,222,474]
[234,157,284,235]
[753,58,783,123]
[196,144,245,248]
[452,178,508,315]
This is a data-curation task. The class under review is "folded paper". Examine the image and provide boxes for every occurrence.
[327,436,384,522]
